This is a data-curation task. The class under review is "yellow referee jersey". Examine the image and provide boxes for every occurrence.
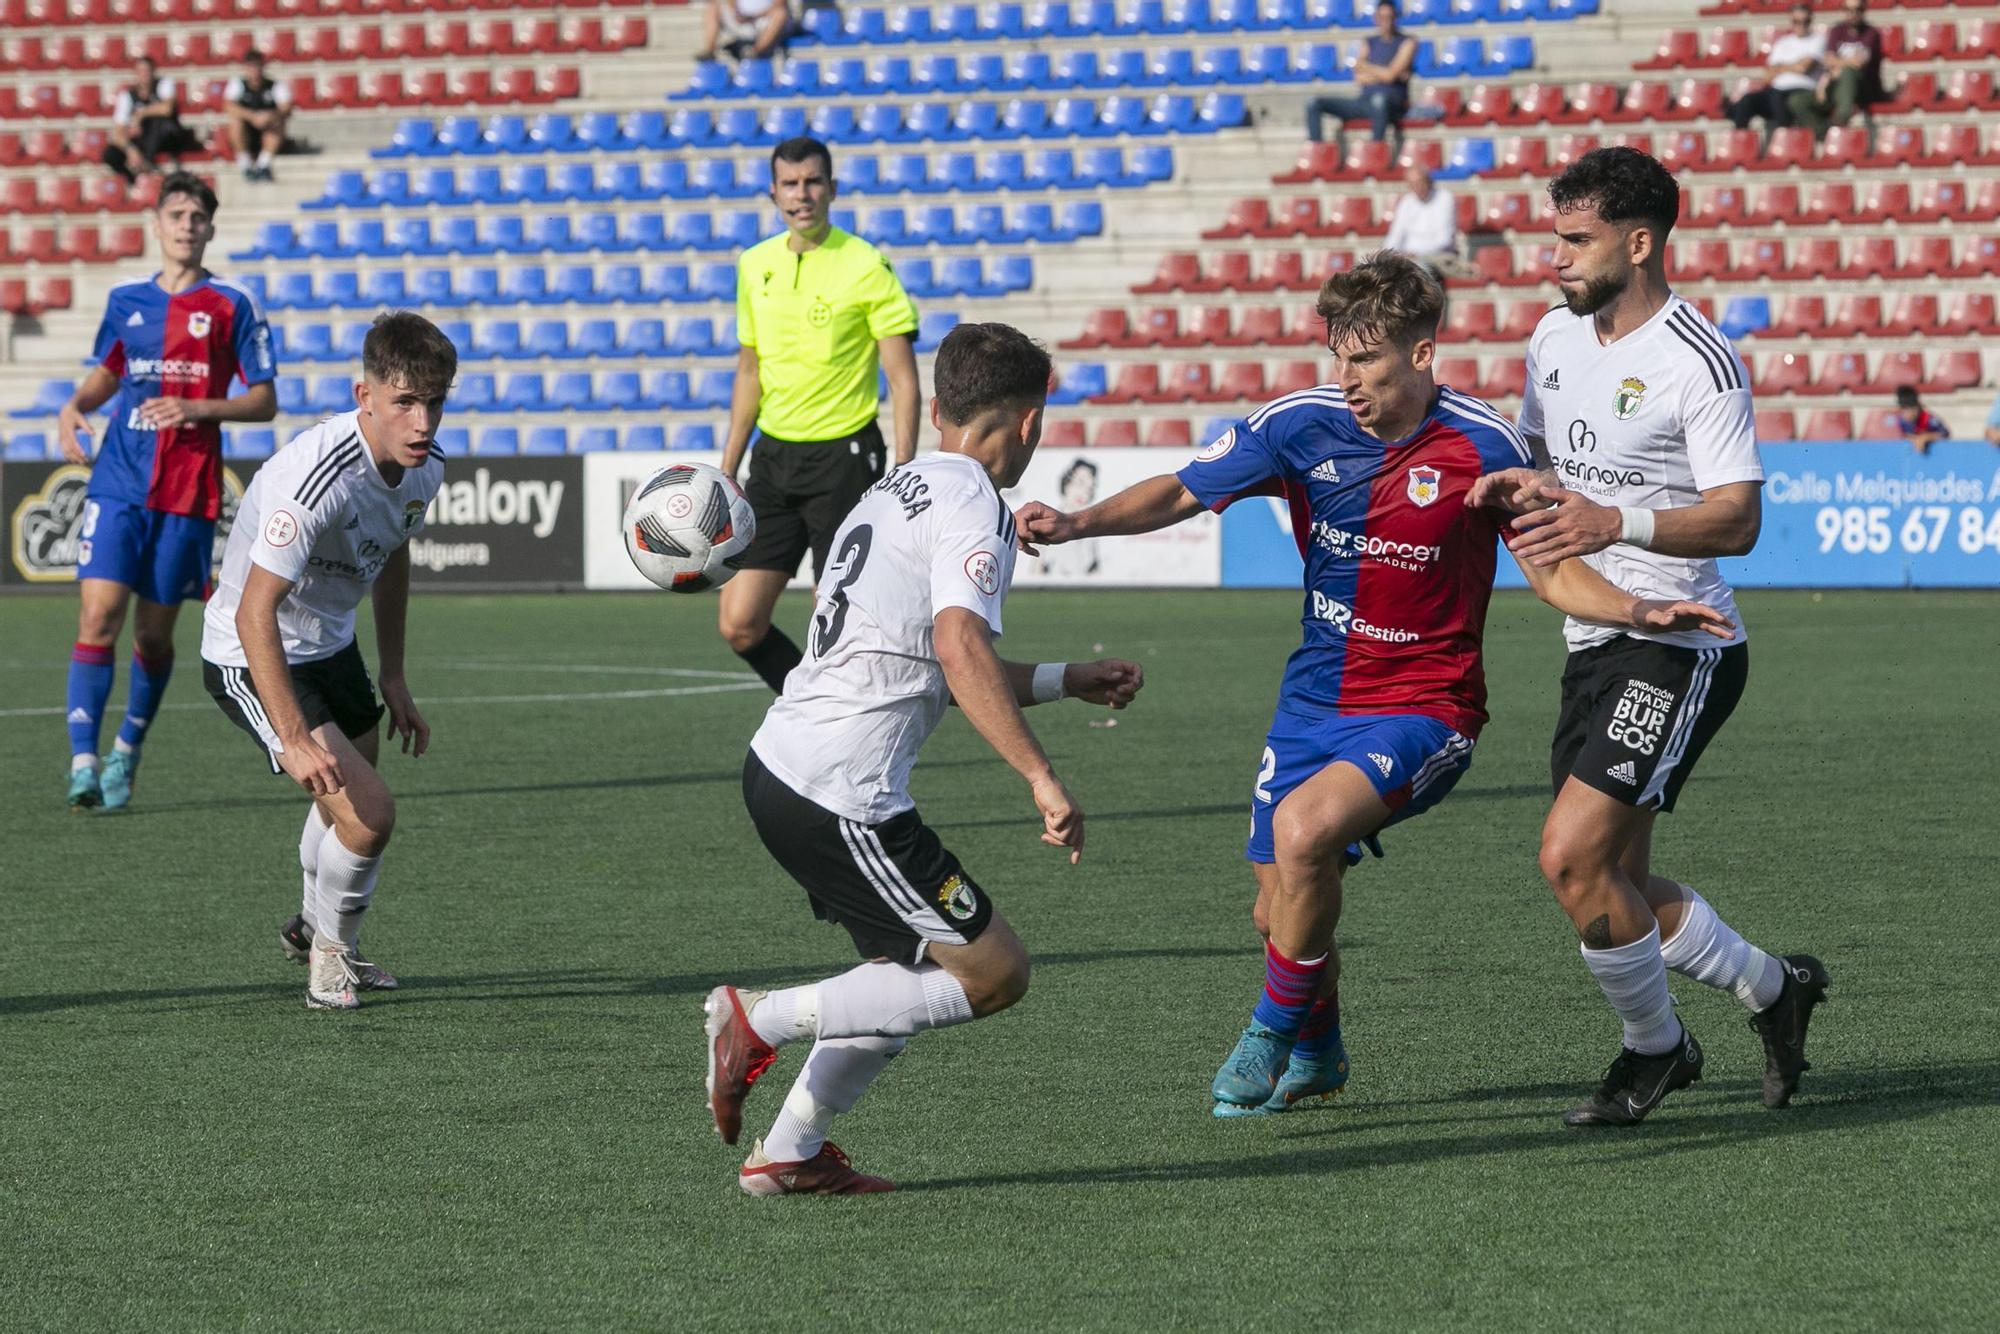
[735,227,919,442]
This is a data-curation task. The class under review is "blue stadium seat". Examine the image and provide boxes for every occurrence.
[483,116,530,154]
[379,118,436,158]
[459,268,503,306]
[1437,138,1495,180]
[624,425,667,452]
[1134,143,1175,180]
[523,427,568,455]
[890,7,934,41]
[1200,48,1245,83]
[463,166,506,204]
[239,221,294,260]
[309,375,351,415]
[1719,296,1771,340]
[268,273,315,310]
[573,427,618,454]
[362,270,408,308]
[675,63,731,101]
[643,370,692,409]
[599,265,646,304]
[572,320,618,359]
[1008,52,1052,90]
[810,104,859,143]
[717,212,762,251]
[578,214,623,255]
[525,321,570,360]
[603,161,646,202]
[737,60,778,97]
[670,213,717,251]
[437,320,473,355]
[621,319,668,356]
[433,428,470,456]
[691,371,735,410]
[906,102,954,141]
[1029,148,1077,187]
[966,203,1009,243]
[1005,99,1052,139]
[692,265,735,302]
[475,321,525,360]
[1077,147,1137,188]
[842,156,883,193]
[10,378,73,419]
[437,118,487,156]
[716,108,765,147]
[671,424,716,451]
[334,323,368,359]
[225,428,276,460]
[285,323,334,362]
[473,427,519,456]
[552,162,598,202]
[644,160,692,199]
[1055,50,1102,88]
[496,373,546,412]
[779,60,821,95]
[670,109,717,147]
[849,9,891,44]
[858,103,910,143]
[898,258,937,297]
[915,55,960,93]
[981,150,1028,190]
[937,4,981,41]
[321,272,363,310]
[480,216,528,255]
[554,266,599,306]
[595,371,641,410]
[1096,96,1149,135]
[413,269,459,307]
[996,255,1033,292]
[689,158,739,199]
[1150,94,1199,131]
[1490,34,1534,73]
[1048,362,1106,404]
[578,112,629,153]
[410,168,459,208]
[915,310,958,351]
[669,318,718,357]
[391,218,438,257]
[548,374,593,413]
[304,169,364,211]
[502,268,552,305]
[275,375,309,414]
[644,265,691,302]
[947,101,1001,142]
[531,216,583,255]
[346,218,389,258]
[3,433,51,460]
[764,104,811,143]
[506,164,553,204]
[367,170,412,206]
[862,206,910,245]
[1060,198,1105,238]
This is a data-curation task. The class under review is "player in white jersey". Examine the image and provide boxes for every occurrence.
[1471,149,1828,1126]
[703,324,1145,1195]
[200,312,454,1010]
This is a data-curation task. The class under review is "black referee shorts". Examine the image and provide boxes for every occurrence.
[742,748,993,965]
[737,422,887,581]
[203,640,385,775]
[1550,637,1748,814]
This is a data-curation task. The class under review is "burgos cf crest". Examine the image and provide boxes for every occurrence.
[1612,376,1647,421]
[187,310,212,339]
[1406,465,1442,507]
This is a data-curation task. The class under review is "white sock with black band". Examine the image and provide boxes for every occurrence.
[1659,885,1785,1012]
[1581,923,1684,1056]
[314,828,383,949]
[753,961,974,1045]
[299,805,330,929]
[762,1035,907,1163]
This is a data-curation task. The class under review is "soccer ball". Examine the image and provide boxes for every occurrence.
[621,462,756,593]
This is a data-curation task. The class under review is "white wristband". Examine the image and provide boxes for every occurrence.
[1618,507,1657,550]
[1031,662,1068,704]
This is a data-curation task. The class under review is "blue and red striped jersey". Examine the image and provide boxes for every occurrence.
[88,273,278,521]
[1178,383,1533,738]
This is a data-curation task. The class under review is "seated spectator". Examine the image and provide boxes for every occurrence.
[1820,0,1888,130]
[1382,164,1470,279]
[100,56,201,185]
[224,49,293,183]
[695,0,792,63]
[1892,385,1949,454]
[1724,4,1827,138]
[1984,389,2000,447]
[1305,1,1418,145]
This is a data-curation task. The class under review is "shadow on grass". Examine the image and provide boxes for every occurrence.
[935,784,1553,834]
[895,1058,2000,1193]
[0,946,1246,1016]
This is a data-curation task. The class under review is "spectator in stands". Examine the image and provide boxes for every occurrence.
[1382,164,1469,280]
[695,0,792,63]
[1820,0,1888,130]
[1892,386,1949,454]
[1304,1,1418,145]
[1723,4,1827,138]
[224,49,293,183]
[101,57,201,186]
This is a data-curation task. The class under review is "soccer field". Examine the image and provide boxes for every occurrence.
[4,588,1996,1331]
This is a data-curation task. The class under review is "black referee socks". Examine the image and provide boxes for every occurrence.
[737,628,804,693]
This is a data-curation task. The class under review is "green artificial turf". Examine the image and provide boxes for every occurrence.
[3,589,1996,1331]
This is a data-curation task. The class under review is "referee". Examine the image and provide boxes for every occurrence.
[719,135,921,691]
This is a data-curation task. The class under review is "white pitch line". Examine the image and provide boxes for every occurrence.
[0,680,764,719]
[433,660,757,681]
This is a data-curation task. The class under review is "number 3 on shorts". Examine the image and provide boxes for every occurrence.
[1254,746,1276,804]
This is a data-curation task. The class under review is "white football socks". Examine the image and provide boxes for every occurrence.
[750,961,974,1046]
[299,804,330,928]
[762,1035,907,1164]
[1659,886,1784,1012]
[1581,923,1685,1056]
[314,828,383,948]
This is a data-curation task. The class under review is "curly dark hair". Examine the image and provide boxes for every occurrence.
[1547,146,1680,239]
[933,323,1052,425]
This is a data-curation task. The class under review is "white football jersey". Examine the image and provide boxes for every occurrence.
[1518,294,1762,652]
[751,451,1018,825]
[203,411,444,667]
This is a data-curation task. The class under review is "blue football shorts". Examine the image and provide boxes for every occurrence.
[1246,710,1476,864]
[76,495,214,605]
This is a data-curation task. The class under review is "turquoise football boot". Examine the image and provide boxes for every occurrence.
[67,763,102,811]
[1258,1038,1350,1113]
[100,749,139,810]
[1211,1024,1294,1117]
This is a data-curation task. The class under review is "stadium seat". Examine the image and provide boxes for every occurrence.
[623,425,668,452]
[1797,410,1850,442]
[1092,419,1139,448]
[472,427,519,456]
[1752,410,1795,443]
[1941,293,1998,338]
[522,427,568,456]
[1144,419,1195,449]
[1824,296,1882,339]
[1042,419,1086,448]
[1930,350,1983,392]
[1764,296,1825,340]
[1718,297,1771,341]
[1753,353,1811,397]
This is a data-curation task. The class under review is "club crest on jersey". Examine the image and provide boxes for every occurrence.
[936,874,978,921]
[402,499,427,531]
[1612,377,1647,421]
[1406,465,1442,507]
[1195,428,1235,463]
[187,311,211,338]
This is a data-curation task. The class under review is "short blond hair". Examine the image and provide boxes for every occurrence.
[1315,251,1446,350]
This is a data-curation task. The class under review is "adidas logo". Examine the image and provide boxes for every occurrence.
[1606,760,1638,785]
[126,311,145,327]
[1368,752,1394,778]
[1540,368,1560,391]
[67,706,92,723]
[1310,458,1341,483]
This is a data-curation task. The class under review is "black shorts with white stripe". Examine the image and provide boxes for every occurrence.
[742,748,993,965]
[1550,637,1748,814]
[202,640,386,775]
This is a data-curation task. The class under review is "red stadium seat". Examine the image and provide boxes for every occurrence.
[1481,359,1527,399]
[1764,127,1815,170]
[1457,83,1514,126]
[1275,143,1342,185]
[106,224,143,258]
[1741,237,1787,282]
[1139,306,1189,348]
[1658,131,1709,174]
[1469,246,1516,286]
[1819,126,1870,168]
[1789,237,1844,281]
[1549,134,1601,170]
[1250,251,1310,293]
[1942,69,1997,111]
[1950,235,2000,279]
[1324,197,1376,236]
[1434,357,1482,392]
[1230,306,1287,347]
[1277,197,1333,239]
[1134,252,1200,294]
[1448,301,1499,343]
[63,225,106,264]
[1637,29,1698,69]
[1754,409,1797,442]
[1496,300,1545,341]
[1801,181,1854,225]
[1481,192,1536,234]
[1811,352,1869,397]
[1042,419,1085,448]
[1060,309,1133,349]
[1168,362,1216,402]
[1940,293,1997,337]
[1926,125,1992,169]
[1216,361,1268,402]
[1898,19,1959,61]
[1797,410,1851,442]
[1268,361,1321,397]
[1692,185,1750,228]
[1879,295,1938,339]
[1696,27,1754,68]
[1677,238,1735,282]
[0,278,31,316]
[1617,81,1674,124]
[1184,306,1236,348]
[1203,252,1258,293]
[1673,78,1726,120]
[1101,363,1166,404]
[1873,351,1924,395]
[33,276,73,312]
[1746,183,1797,226]
[1144,419,1194,449]
[451,69,495,103]
[1968,19,2000,60]
[1494,136,1551,177]
[1515,83,1570,125]
[1092,419,1139,447]
[1203,198,1274,240]
[1929,350,1983,392]
[1831,237,1893,281]
[1753,352,1812,396]
[1824,295,1882,338]
[1868,125,1928,169]
[1564,81,1620,123]
[1911,180,1970,223]
[1894,236,1955,280]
